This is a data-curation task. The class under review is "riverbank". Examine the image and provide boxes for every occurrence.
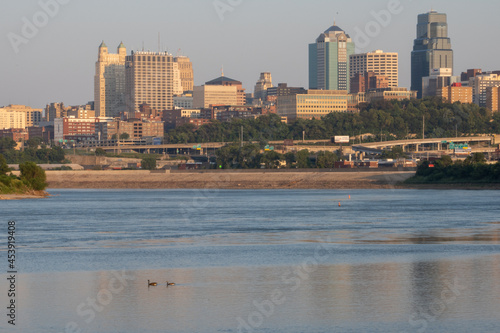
[0,190,50,200]
[45,170,415,190]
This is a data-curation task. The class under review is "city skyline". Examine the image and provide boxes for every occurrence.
[1,0,499,108]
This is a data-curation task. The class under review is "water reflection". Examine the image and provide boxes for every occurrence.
[5,254,500,333]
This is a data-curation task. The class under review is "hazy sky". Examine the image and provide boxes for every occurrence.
[1,0,499,108]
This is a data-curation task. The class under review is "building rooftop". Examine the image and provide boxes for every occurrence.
[118,42,125,49]
[99,41,107,48]
[324,24,344,34]
[206,76,241,85]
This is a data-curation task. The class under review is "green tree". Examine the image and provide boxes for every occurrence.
[48,146,65,163]
[141,156,157,170]
[435,155,453,168]
[120,133,130,140]
[26,137,42,149]
[465,152,486,165]
[381,146,407,159]
[0,154,10,175]
[284,152,296,168]
[0,137,16,153]
[19,162,47,191]
[296,150,311,169]
[261,151,282,169]
[95,148,107,156]
[316,151,338,168]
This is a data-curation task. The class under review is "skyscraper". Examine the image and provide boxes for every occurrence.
[254,72,273,101]
[411,11,453,98]
[350,50,398,88]
[309,23,355,91]
[125,51,174,113]
[174,56,194,93]
[94,42,127,117]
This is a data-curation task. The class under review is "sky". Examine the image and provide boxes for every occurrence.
[1,0,499,109]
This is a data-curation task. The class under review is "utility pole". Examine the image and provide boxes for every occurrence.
[422,115,425,140]
[240,126,243,148]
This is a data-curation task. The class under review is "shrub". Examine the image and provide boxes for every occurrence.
[95,148,107,156]
[19,162,47,191]
[141,156,157,170]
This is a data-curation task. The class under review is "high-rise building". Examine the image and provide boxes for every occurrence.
[254,72,273,101]
[173,63,184,96]
[350,50,398,89]
[204,74,246,105]
[1,105,42,127]
[193,85,239,108]
[125,51,175,113]
[469,73,500,107]
[94,41,127,117]
[174,56,194,93]
[486,86,500,113]
[309,23,355,91]
[411,11,453,98]
[45,102,69,121]
[0,108,26,130]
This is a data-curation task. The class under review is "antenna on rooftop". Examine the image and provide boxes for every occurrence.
[221,65,224,77]
[158,32,160,53]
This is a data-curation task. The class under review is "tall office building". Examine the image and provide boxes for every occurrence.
[1,105,42,127]
[0,108,26,130]
[94,42,127,117]
[486,86,500,113]
[174,56,194,93]
[469,73,500,107]
[205,74,246,105]
[125,51,175,113]
[411,11,453,98]
[309,23,355,91]
[254,72,273,101]
[350,50,398,88]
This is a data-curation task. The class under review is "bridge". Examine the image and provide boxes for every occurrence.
[353,136,493,154]
[83,136,496,157]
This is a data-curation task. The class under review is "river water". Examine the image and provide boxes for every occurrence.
[1,189,500,332]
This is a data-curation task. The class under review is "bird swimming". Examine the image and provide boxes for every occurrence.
[148,280,157,286]
[166,281,175,286]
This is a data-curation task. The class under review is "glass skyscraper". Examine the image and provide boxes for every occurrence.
[411,11,453,98]
[309,24,355,91]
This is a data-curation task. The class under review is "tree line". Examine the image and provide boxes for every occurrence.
[214,143,344,169]
[0,137,66,164]
[165,98,500,144]
[406,153,500,184]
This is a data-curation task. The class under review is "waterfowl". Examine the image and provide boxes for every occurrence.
[166,281,175,286]
[148,280,157,286]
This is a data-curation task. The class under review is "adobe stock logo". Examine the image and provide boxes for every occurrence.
[7,0,71,54]
[352,0,408,51]
[213,0,244,22]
